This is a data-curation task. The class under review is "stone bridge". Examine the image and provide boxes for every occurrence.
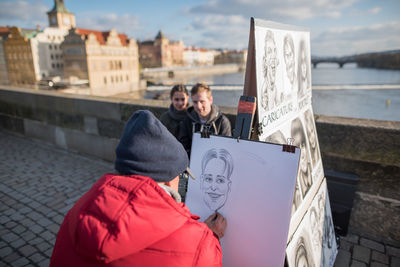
[311,56,358,68]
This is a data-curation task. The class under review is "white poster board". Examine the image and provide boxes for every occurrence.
[243,18,337,266]
[186,133,300,267]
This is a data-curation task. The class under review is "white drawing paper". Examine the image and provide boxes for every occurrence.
[186,133,300,267]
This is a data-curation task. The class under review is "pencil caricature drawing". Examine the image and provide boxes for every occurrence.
[200,148,234,211]
[261,30,281,111]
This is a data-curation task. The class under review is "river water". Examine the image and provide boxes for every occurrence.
[146,63,400,121]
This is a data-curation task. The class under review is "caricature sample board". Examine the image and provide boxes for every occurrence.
[185,133,300,267]
[243,18,337,266]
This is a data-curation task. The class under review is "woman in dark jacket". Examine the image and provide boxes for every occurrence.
[160,84,189,138]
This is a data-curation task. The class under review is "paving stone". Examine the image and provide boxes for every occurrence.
[27,211,42,221]
[21,231,36,242]
[351,259,367,267]
[44,247,53,257]
[340,239,353,252]
[5,221,17,229]
[360,238,385,253]
[19,218,35,228]
[30,224,44,234]
[0,215,11,224]
[353,245,371,264]
[10,238,25,249]
[29,252,46,263]
[37,217,53,227]
[41,231,55,241]
[18,206,33,214]
[335,249,351,267]
[390,257,400,267]
[29,237,45,246]
[47,223,60,235]
[52,214,65,224]
[12,225,26,234]
[38,258,50,267]
[19,244,38,257]
[0,247,13,258]
[2,232,19,242]
[36,241,51,252]
[387,246,400,258]
[371,262,388,267]
[0,241,7,248]
[11,257,30,267]
[372,251,389,264]
[3,251,21,263]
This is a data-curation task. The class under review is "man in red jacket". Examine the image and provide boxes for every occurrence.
[50,110,226,266]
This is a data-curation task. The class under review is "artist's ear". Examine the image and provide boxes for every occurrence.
[209,95,213,104]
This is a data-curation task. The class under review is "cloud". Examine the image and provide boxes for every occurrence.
[0,0,48,27]
[368,7,381,14]
[184,14,249,49]
[78,12,141,37]
[189,0,357,20]
[312,21,400,56]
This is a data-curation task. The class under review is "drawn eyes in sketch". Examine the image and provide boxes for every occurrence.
[297,40,311,99]
[304,109,320,168]
[200,148,234,211]
[283,34,296,92]
[261,30,281,111]
[291,118,313,198]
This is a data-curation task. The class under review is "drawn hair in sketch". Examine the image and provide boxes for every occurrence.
[200,148,234,211]
[321,200,336,267]
[294,234,315,267]
[297,39,311,98]
[291,117,313,198]
[283,34,296,86]
[304,109,320,168]
[265,130,286,144]
[261,30,280,111]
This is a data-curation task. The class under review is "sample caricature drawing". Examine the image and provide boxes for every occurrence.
[294,234,315,267]
[200,148,234,211]
[283,34,297,96]
[265,130,286,144]
[292,181,303,215]
[321,198,337,267]
[261,30,281,111]
[291,118,313,198]
[304,109,321,169]
[297,40,311,99]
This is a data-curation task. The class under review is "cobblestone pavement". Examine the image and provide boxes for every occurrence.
[1,130,399,266]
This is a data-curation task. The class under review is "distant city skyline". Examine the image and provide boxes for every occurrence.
[0,0,399,56]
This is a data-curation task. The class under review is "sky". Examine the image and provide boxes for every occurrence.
[0,0,399,56]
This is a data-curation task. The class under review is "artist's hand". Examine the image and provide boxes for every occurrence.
[205,212,227,239]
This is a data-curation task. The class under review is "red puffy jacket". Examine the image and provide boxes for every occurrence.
[50,174,222,267]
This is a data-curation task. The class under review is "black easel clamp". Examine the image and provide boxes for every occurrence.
[282,138,295,153]
[200,125,211,138]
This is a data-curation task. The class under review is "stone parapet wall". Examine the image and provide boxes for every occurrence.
[0,86,399,244]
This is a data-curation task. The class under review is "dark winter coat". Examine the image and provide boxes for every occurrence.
[160,104,188,138]
[178,105,232,154]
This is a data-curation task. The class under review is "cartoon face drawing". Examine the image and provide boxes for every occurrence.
[201,149,233,211]
[283,34,296,85]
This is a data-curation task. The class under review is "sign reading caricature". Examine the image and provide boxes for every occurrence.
[243,18,337,266]
[186,133,300,267]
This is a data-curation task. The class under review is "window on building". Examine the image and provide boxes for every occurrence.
[104,77,107,84]
[56,63,60,68]
[55,55,59,59]
[109,61,113,70]
[119,61,122,69]
[54,45,57,50]
[126,75,129,81]
[61,63,63,68]
[111,76,114,83]
[49,45,52,49]
[51,55,54,59]
[52,63,55,68]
